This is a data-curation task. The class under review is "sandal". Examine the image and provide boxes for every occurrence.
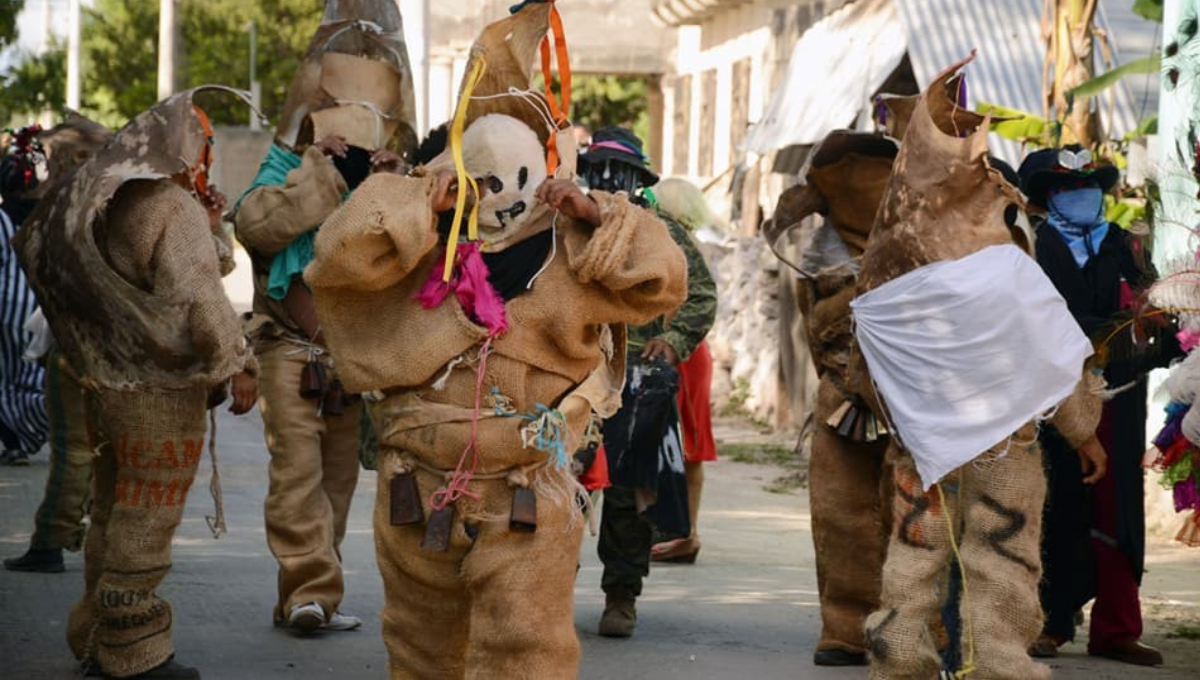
[651,537,701,564]
[1029,634,1068,658]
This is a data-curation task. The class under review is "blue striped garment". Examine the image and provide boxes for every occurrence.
[0,208,48,454]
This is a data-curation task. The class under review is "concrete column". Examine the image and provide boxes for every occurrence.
[400,0,431,136]
[66,0,81,110]
[157,0,177,100]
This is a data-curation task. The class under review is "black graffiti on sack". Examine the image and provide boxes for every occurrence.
[864,608,897,662]
[98,619,172,649]
[99,588,151,609]
[100,599,169,631]
[977,493,1038,574]
[895,483,935,551]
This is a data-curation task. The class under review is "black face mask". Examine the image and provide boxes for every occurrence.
[582,159,644,195]
[333,145,373,191]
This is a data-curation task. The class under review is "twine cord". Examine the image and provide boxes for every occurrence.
[205,407,226,539]
[937,482,977,679]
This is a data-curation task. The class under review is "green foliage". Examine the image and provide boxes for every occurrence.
[0,0,25,50]
[1068,55,1161,98]
[1,0,322,129]
[1167,624,1200,640]
[1124,115,1159,140]
[1133,0,1164,23]
[0,44,65,124]
[568,75,650,147]
[978,102,1049,145]
[81,0,158,127]
[1105,195,1146,228]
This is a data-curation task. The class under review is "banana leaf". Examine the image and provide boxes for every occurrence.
[1068,55,1161,98]
[977,103,1047,142]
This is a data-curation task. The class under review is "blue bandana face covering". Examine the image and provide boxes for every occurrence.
[1046,187,1109,268]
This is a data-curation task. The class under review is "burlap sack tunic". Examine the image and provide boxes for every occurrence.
[306,173,687,679]
[850,58,1103,680]
[235,145,363,625]
[14,92,252,678]
[770,131,898,657]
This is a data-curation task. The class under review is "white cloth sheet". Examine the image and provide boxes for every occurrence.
[851,244,1093,489]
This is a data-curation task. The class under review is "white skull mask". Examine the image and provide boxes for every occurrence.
[461,115,548,244]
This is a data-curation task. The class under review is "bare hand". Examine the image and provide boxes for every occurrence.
[229,370,258,415]
[641,338,679,365]
[371,149,406,175]
[313,136,349,158]
[202,187,227,230]
[536,178,600,227]
[431,169,462,213]
[1076,435,1108,484]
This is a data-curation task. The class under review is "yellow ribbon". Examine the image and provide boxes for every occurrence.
[443,58,487,281]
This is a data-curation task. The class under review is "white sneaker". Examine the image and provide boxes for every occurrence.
[287,602,325,632]
[322,611,362,631]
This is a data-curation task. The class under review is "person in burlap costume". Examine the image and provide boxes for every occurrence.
[763,130,899,667]
[848,57,1108,680]
[304,7,686,678]
[232,0,418,634]
[4,115,113,574]
[13,89,258,680]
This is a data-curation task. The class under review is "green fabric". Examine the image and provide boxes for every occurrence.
[234,143,302,212]
[267,229,316,300]
[626,211,718,362]
[1161,452,1196,488]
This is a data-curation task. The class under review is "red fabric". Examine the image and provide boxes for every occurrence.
[676,340,717,463]
[1089,405,1144,651]
[579,444,610,491]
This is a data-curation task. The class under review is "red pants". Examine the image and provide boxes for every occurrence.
[1088,408,1143,652]
[1087,462,1143,650]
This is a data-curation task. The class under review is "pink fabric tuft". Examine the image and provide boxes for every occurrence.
[1178,328,1200,353]
[415,242,509,336]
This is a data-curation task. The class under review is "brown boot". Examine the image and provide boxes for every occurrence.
[598,596,637,638]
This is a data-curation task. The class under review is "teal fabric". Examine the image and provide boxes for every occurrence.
[238,143,311,301]
[233,143,302,212]
[267,229,316,300]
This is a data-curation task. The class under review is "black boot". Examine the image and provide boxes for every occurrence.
[86,658,201,679]
[3,547,64,573]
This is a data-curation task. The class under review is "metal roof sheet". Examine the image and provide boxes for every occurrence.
[894,0,1147,164]
[744,0,907,155]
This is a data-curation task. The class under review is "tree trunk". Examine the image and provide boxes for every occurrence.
[1046,0,1099,145]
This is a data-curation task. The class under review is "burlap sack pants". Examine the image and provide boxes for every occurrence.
[258,342,360,623]
[375,453,583,680]
[866,433,1048,680]
[809,377,891,654]
[67,386,208,678]
[30,351,93,552]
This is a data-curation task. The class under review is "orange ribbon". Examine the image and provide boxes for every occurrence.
[539,0,571,175]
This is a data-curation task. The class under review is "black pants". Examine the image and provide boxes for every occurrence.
[598,485,652,599]
[1040,429,1094,639]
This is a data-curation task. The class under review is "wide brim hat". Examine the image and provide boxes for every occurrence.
[1018,145,1120,208]
[577,127,659,186]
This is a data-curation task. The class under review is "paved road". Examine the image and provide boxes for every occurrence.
[2,410,1197,679]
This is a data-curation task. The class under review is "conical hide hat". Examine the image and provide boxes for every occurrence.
[857,53,1029,294]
